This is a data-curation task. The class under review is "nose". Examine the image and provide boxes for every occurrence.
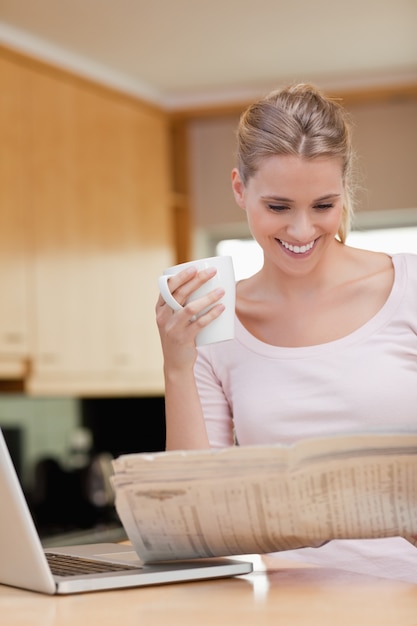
[286,211,315,243]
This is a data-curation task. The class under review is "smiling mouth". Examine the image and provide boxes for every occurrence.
[277,239,316,254]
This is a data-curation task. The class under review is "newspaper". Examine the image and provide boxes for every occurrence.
[110,433,417,564]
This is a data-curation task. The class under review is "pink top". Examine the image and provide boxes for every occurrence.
[195,253,417,447]
[194,253,417,583]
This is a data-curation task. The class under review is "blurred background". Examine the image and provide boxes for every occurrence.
[0,0,416,542]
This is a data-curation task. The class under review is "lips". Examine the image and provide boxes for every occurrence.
[277,239,316,254]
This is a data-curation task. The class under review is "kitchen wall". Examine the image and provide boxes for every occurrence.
[187,93,417,255]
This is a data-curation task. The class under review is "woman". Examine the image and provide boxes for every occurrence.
[156,82,417,582]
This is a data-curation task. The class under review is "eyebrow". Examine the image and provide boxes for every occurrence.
[261,193,342,203]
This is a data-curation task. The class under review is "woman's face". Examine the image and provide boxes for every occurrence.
[231,154,345,276]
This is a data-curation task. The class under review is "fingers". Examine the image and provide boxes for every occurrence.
[158,286,225,330]
[156,266,218,311]
[156,265,227,352]
[160,301,226,354]
[156,267,196,308]
[183,288,225,323]
[169,266,217,308]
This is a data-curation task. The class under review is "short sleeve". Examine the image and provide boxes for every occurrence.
[194,347,235,448]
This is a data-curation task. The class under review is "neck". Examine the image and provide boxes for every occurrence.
[256,240,345,300]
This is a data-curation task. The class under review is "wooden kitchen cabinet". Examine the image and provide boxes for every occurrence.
[0,55,31,378]
[26,67,174,395]
[0,48,175,395]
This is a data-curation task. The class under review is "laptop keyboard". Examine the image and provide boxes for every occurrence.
[45,552,139,577]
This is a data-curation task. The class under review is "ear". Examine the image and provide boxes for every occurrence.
[231,168,246,210]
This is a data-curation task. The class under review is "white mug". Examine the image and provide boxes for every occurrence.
[158,256,236,346]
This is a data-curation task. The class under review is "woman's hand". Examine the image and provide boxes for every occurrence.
[155,265,225,370]
[156,265,226,450]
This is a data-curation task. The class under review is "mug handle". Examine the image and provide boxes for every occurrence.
[158,275,184,311]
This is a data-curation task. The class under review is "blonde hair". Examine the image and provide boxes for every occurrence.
[236,83,354,243]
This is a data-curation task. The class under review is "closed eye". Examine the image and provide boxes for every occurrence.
[268,204,290,212]
[314,203,334,210]
[268,203,333,212]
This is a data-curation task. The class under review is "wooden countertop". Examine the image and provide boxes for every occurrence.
[1,554,417,626]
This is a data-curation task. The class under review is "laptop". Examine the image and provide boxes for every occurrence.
[0,428,252,594]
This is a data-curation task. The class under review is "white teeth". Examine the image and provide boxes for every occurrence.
[279,239,315,254]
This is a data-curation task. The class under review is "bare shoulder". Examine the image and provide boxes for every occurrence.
[342,245,394,286]
[337,246,395,321]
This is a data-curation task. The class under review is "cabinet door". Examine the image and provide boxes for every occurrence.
[27,70,174,394]
[0,56,31,377]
